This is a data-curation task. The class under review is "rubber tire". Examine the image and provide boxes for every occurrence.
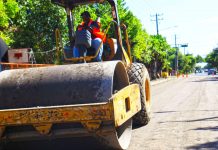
[127,63,151,126]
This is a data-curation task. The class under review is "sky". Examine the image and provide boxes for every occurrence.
[125,0,218,58]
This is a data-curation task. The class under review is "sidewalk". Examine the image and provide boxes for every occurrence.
[150,76,177,86]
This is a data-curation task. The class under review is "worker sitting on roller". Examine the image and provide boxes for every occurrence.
[73,11,105,62]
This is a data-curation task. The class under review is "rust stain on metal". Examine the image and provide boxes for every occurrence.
[0,103,114,126]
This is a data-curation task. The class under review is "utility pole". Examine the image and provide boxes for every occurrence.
[151,13,163,35]
[175,34,178,74]
[150,13,163,78]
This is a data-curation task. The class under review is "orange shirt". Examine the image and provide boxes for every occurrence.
[78,20,106,42]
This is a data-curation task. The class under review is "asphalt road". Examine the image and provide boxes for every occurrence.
[129,74,218,150]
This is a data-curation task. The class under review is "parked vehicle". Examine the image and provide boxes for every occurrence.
[208,69,217,75]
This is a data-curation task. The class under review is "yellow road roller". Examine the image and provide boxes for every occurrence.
[0,0,151,149]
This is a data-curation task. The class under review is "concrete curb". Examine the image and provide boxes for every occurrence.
[150,76,177,86]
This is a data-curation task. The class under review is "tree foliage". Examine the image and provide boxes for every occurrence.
[146,35,171,78]
[179,54,196,73]
[195,54,204,63]
[205,48,218,69]
[0,0,198,76]
[10,0,67,63]
[117,1,151,63]
[0,0,19,44]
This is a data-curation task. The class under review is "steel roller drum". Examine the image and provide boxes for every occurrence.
[0,61,129,109]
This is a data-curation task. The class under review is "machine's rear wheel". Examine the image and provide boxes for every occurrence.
[127,63,151,126]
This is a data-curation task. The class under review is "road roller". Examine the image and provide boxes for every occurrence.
[0,0,151,149]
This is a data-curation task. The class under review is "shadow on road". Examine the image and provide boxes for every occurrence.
[155,110,218,117]
[191,77,218,82]
[192,126,218,131]
[154,111,177,114]
[186,138,218,150]
[159,116,218,123]
[186,126,218,149]
[157,115,218,149]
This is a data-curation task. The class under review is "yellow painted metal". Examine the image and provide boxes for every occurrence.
[0,103,113,126]
[121,46,131,66]
[81,120,102,132]
[162,71,169,78]
[55,28,64,64]
[112,84,141,127]
[145,78,151,111]
[121,23,132,63]
[0,84,140,135]
[33,124,52,135]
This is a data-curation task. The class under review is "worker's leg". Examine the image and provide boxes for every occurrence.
[91,38,103,62]
[73,46,79,57]
[74,45,88,58]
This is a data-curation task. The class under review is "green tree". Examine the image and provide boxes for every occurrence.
[167,47,177,72]
[148,35,170,78]
[11,0,66,63]
[195,54,204,63]
[162,58,171,72]
[115,0,152,64]
[179,54,196,73]
[2,0,175,71]
[0,0,19,44]
[205,48,218,69]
